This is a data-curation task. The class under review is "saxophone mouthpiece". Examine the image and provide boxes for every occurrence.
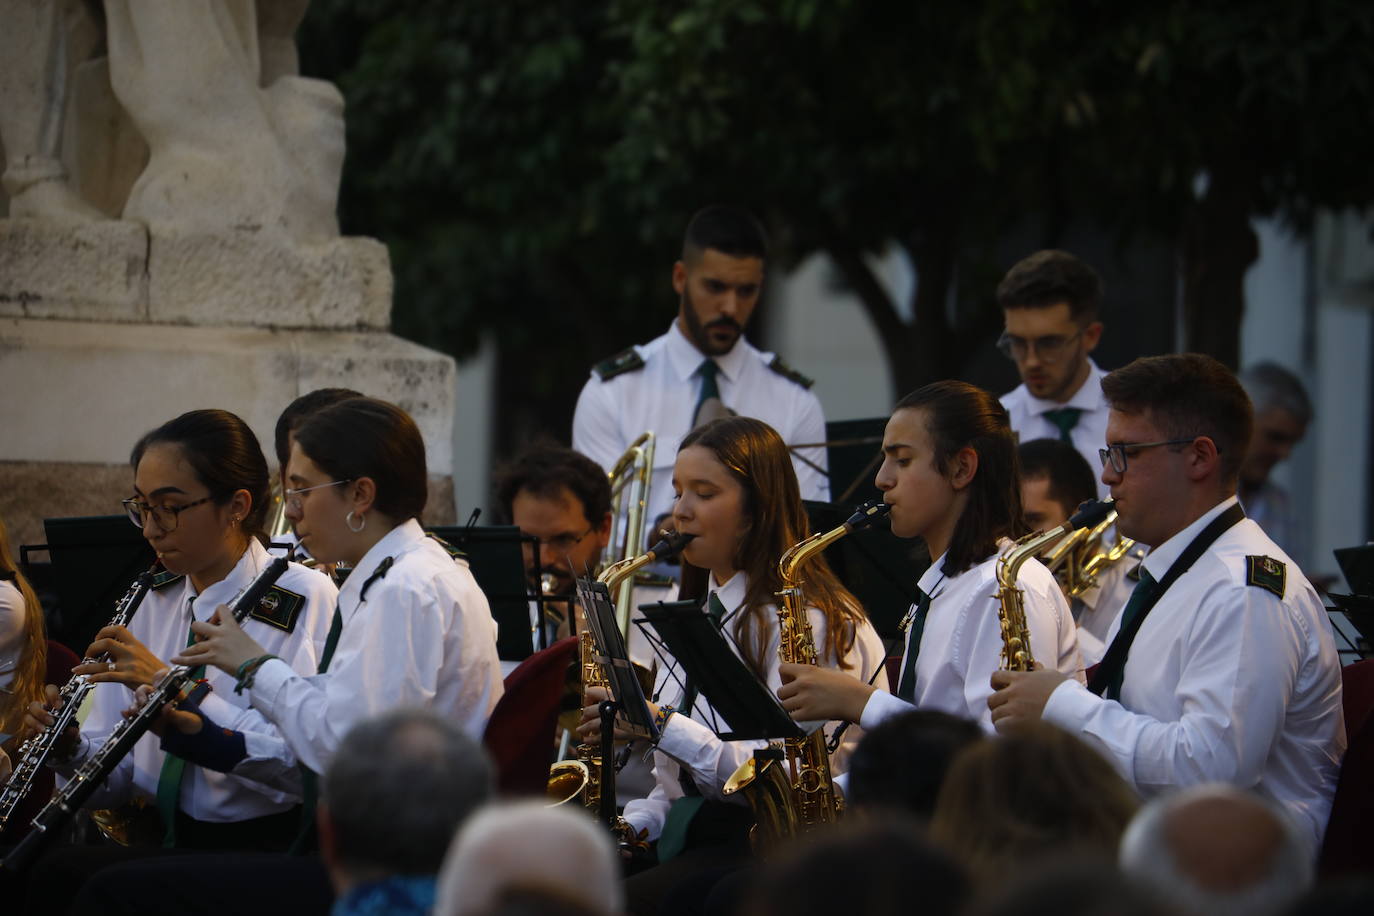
[649,529,696,561]
[1067,499,1114,531]
[844,499,892,532]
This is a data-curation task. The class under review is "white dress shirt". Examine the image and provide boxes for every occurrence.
[572,323,830,527]
[860,543,1083,733]
[1001,359,1111,499]
[622,570,887,840]
[1072,542,1148,666]
[1042,496,1345,849]
[203,519,505,787]
[63,539,336,822]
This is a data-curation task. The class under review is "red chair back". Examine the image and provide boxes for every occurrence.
[1319,658,1374,876]
[482,637,580,798]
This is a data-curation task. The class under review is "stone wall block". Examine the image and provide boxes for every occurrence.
[0,220,147,322]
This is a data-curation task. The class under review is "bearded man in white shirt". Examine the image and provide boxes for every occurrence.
[989,353,1344,851]
[997,250,1112,499]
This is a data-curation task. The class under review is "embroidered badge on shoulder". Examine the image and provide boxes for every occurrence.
[766,355,815,389]
[593,347,645,381]
[1245,555,1286,599]
[150,568,185,590]
[250,584,305,633]
[426,532,468,562]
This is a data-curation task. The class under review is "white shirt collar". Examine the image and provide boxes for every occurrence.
[666,321,749,385]
[340,518,427,604]
[1140,495,1240,581]
[1026,358,1107,416]
[188,538,273,619]
[708,568,750,621]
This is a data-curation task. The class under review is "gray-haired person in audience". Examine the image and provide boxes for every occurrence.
[1237,362,1313,564]
[1119,783,1313,916]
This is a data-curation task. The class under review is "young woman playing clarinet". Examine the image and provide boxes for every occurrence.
[605,416,886,913]
[777,381,1081,733]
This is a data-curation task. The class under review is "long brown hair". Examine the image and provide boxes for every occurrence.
[679,417,867,678]
[0,515,47,742]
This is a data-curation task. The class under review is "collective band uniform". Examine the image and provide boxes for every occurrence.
[860,546,1082,733]
[622,570,887,840]
[1000,359,1112,500]
[572,324,830,528]
[58,539,336,826]
[193,519,504,786]
[1041,496,1344,848]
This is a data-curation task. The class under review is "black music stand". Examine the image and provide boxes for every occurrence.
[428,525,538,661]
[575,579,659,741]
[639,599,804,741]
[40,515,156,653]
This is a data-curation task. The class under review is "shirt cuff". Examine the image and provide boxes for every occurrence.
[247,657,297,719]
[1041,677,1097,728]
[859,690,913,731]
[654,711,718,765]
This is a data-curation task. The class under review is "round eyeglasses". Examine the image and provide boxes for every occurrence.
[1099,439,1199,474]
[996,330,1083,364]
[123,495,214,531]
[284,478,355,511]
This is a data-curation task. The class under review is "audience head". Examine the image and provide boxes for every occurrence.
[930,722,1139,881]
[883,381,1025,576]
[846,709,984,821]
[319,709,492,890]
[674,204,768,356]
[971,859,1181,916]
[1119,784,1313,916]
[1238,362,1311,491]
[495,444,612,595]
[435,801,622,916]
[1018,438,1098,532]
[742,818,969,916]
[997,250,1104,403]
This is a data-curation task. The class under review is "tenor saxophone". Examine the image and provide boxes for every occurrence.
[996,499,1116,670]
[723,499,891,844]
[547,530,694,833]
[0,563,158,836]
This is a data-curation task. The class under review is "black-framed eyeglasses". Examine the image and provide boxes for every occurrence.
[283,478,355,511]
[996,329,1083,363]
[122,495,215,531]
[1099,439,1199,474]
[522,525,596,556]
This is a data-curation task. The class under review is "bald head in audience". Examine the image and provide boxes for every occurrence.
[1119,784,1312,916]
[436,802,623,916]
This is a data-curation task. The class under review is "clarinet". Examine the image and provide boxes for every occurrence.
[2,557,288,872]
[0,564,158,836]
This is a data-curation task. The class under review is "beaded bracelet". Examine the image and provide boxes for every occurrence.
[233,654,279,694]
[652,704,676,732]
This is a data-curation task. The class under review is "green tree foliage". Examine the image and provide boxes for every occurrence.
[299,0,1374,448]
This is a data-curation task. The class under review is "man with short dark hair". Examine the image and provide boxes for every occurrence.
[997,250,1111,497]
[573,205,828,526]
[988,354,1344,849]
[319,709,492,916]
[1238,362,1313,561]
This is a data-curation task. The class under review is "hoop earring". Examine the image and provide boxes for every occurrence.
[345,510,366,533]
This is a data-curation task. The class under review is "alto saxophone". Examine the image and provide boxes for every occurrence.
[0,563,158,836]
[547,530,694,835]
[996,499,1116,670]
[723,499,891,845]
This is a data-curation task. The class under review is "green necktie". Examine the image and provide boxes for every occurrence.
[656,591,729,861]
[156,598,201,847]
[1102,568,1158,701]
[317,607,343,674]
[894,588,932,702]
[291,605,344,854]
[1043,407,1083,444]
[692,359,723,428]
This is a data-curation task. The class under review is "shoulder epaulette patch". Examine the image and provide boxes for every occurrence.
[767,356,814,389]
[1245,555,1286,599]
[249,584,305,633]
[427,532,468,562]
[593,348,645,381]
[150,568,185,590]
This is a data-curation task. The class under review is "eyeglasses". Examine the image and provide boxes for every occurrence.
[123,495,215,531]
[1099,439,1199,474]
[523,526,596,557]
[996,330,1083,363]
[284,478,354,510]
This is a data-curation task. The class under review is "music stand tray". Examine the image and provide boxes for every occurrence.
[639,599,804,742]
